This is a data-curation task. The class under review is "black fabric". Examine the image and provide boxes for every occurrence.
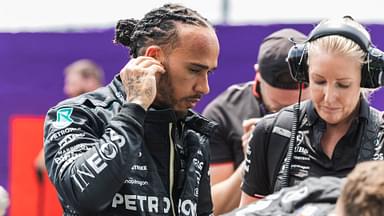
[226,176,342,216]
[44,75,215,215]
[242,99,384,198]
[268,102,308,192]
[202,82,264,168]
[242,113,276,197]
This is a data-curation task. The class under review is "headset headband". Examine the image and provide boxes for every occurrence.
[308,22,371,51]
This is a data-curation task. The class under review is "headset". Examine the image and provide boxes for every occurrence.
[287,18,384,88]
[279,18,384,189]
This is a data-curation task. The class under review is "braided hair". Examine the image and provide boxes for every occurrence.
[114,4,212,58]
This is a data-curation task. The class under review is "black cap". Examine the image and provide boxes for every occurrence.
[258,28,307,89]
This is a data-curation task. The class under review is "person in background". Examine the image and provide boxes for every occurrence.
[240,16,384,206]
[34,59,104,174]
[202,28,310,214]
[63,59,104,98]
[335,160,384,216]
[44,3,219,215]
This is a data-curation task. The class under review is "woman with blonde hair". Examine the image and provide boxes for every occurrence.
[240,16,384,206]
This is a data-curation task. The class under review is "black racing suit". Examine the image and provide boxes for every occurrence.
[44,76,215,216]
[225,176,342,216]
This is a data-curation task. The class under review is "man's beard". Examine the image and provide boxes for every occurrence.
[153,72,177,109]
[153,61,202,114]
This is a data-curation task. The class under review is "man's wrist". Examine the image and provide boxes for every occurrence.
[128,99,149,111]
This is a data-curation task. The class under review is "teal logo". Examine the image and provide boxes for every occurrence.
[53,107,74,129]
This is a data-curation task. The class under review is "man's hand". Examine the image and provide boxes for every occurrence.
[120,57,165,110]
[241,118,261,158]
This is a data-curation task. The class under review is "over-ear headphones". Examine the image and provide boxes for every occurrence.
[287,18,384,88]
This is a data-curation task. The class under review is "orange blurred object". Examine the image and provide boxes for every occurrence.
[9,116,62,216]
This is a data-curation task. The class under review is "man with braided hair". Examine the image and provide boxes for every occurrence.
[44,3,219,216]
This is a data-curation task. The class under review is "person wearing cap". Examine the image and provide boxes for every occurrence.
[202,28,310,215]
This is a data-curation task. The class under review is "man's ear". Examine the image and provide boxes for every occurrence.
[254,64,261,81]
[144,45,165,62]
[253,64,259,73]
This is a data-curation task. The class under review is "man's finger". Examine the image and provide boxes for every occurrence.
[147,64,165,75]
[242,118,260,133]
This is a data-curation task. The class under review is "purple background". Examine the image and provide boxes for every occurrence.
[1,24,383,190]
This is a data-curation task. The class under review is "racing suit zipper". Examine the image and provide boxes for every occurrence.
[168,123,176,215]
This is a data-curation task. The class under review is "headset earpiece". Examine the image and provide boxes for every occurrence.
[363,47,384,88]
[287,20,384,88]
[287,43,309,83]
